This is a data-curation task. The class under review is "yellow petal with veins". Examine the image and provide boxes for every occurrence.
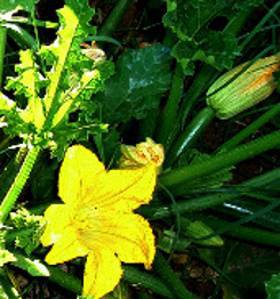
[80,213,155,269]
[40,204,70,247]
[83,249,122,299]
[83,165,157,211]
[59,145,105,205]
[45,226,89,264]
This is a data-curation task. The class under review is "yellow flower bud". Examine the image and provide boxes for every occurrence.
[119,138,164,170]
[207,54,280,119]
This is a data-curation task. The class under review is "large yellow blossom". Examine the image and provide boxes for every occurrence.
[40,145,157,298]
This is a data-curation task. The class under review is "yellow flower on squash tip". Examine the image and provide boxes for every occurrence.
[207,54,280,119]
[40,145,157,299]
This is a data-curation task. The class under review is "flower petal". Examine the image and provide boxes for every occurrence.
[87,164,157,211]
[59,145,105,205]
[45,227,89,264]
[80,213,155,269]
[40,204,70,246]
[83,249,122,299]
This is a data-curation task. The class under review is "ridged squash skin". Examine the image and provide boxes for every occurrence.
[207,54,280,119]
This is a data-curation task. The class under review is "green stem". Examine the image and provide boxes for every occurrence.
[166,106,216,166]
[0,137,11,153]
[124,266,173,298]
[153,252,196,299]
[179,8,252,127]
[0,268,21,299]
[0,27,7,87]
[219,103,280,151]
[180,66,216,128]
[169,9,254,158]
[217,199,280,231]
[47,265,82,294]
[11,252,82,294]
[160,130,280,191]
[157,64,185,147]
[99,0,134,36]
[143,167,280,219]
[205,217,280,247]
[139,103,160,139]
[0,146,40,223]
[0,148,27,201]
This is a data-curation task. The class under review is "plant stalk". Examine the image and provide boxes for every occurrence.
[157,64,185,147]
[219,103,280,151]
[99,0,134,36]
[139,167,280,221]
[166,106,216,166]
[153,252,196,299]
[205,217,280,247]
[0,27,7,87]
[0,146,40,223]
[124,266,173,298]
[160,130,280,190]
[179,8,253,127]
[47,265,82,293]
[0,268,21,299]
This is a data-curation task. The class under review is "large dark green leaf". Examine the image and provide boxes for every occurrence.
[0,0,38,13]
[163,0,263,74]
[96,44,172,123]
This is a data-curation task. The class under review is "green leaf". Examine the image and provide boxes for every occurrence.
[0,249,16,267]
[157,230,191,253]
[12,253,50,277]
[2,1,113,154]
[182,219,224,246]
[4,23,37,50]
[0,0,38,13]
[41,4,92,112]
[96,44,172,123]
[172,32,240,75]
[52,61,114,127]
[37,1,96,132]
[266,273,280,299]
[0,92,15,112]
[163,0,263,74]
[6,50,45,129]
[10,208,44,255]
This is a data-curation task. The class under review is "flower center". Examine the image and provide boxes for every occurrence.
[73,205,99,234]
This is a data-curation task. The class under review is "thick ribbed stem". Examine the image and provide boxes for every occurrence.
[157,64,185,147]
[0,146,40,223]
[0,27,7,87]
[166,106,215,166]
[160,130,280,190]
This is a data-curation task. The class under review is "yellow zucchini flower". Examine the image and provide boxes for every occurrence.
[207,54,280,119]
[40,145,157,298]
